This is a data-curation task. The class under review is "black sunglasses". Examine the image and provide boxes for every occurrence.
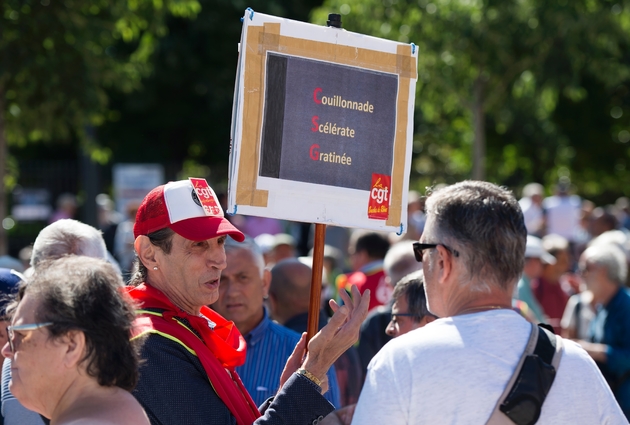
[413,242,460,262]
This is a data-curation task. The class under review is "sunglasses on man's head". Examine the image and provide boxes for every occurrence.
[413,242,460,262]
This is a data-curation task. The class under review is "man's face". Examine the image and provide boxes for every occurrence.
[531,194,543,205]
[579,256,604,292]
[523,257,543,279]
[350,249,369,272]
[155,233,227,312]
[420,216,442,316]
[387,296,422,338]
[554,249,571,274]
[272,244,295,263]
[213,248,269,336]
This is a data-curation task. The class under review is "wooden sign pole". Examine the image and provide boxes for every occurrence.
[306,223,327,345]
[305,15,341,348]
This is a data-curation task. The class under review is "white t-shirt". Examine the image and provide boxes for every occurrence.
[353,309,627,425]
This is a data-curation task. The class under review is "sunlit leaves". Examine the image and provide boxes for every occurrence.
[314,0,630,200]
[0,0,201,151]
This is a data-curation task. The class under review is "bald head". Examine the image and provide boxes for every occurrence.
[384,241,422,286]
[269,259,312,324]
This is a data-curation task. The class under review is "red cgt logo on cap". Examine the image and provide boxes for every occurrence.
[189,178,221,217]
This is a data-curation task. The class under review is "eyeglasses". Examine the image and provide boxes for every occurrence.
[391,313,418,318]
[6,322,53,353]
[413,242,460,262]
[389,313,419,328]
[390,313,419,325]
[579,264,597,275]
[392,312,439,321]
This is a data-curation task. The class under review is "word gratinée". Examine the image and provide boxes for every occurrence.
[309,144,352,165]
[311,117,355,138]
[313,88,374,113]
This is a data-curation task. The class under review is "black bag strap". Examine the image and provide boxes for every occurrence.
[486,323,563,425]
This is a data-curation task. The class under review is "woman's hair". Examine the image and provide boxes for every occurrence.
[15,255,140,391]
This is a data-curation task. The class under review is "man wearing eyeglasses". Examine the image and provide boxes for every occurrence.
[385,270,436,338]
[352,181,626,424]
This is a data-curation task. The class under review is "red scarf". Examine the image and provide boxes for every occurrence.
[127,283,261,425]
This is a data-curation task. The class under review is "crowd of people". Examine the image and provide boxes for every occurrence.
[0,177,628,424]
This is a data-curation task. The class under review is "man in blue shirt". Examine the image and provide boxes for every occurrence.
[212,237,340,407]
[576,243,630,418]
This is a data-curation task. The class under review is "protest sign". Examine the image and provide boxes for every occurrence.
[229,10,417,233]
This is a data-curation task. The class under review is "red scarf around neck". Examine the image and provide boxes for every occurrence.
[127,283,261,425]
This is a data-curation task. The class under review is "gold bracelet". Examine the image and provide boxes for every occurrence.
[296,368,322,387]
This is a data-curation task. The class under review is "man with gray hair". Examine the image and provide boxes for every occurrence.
[211,237,340,408]
[29,219,108,268]
[575,243,630,419]
[353,181,625,424]
[2,218,111,425]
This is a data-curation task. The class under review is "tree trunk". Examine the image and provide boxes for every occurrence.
[472,76,486,181]
[0,85,8,256]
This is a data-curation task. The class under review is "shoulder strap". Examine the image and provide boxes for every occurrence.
[487,324,539,425]
[486,323,563,425]
[574,299,582,338]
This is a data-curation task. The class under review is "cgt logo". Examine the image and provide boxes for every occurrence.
[189,177,221,216]
[196,187,213,199]
[368,173,391,220]
[371,178,389,204]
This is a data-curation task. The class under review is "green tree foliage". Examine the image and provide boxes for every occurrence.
[1,0,201,149]
[0,0,201,254]
[313,0,630,202]
[98,0,325,173]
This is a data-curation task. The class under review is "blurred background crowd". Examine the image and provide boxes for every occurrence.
[2,0,630,260]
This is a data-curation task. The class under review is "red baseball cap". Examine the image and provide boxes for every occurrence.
[133,179,244,242]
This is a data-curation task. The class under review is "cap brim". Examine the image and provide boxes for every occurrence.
[169,216,245,242]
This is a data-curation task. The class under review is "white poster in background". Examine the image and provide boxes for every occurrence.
[113,164,164,215]
[228,10,417,234]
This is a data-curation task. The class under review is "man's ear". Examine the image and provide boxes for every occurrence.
[420,314,437,327]
[62,330,86,369]
[436,244,454,285]
[135,236,157,269]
